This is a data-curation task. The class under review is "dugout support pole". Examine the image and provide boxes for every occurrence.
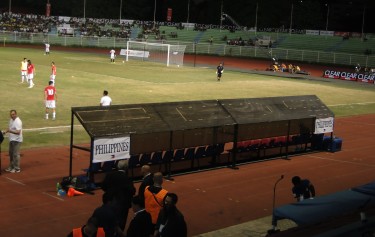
[0,131,4,175]
[69,110,74,177]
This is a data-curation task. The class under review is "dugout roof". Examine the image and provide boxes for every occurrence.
[71,95,333,154]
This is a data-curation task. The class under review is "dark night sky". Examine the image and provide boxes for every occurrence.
[0,0,374,33]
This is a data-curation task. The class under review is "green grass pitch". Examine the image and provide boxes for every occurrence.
[0,47,374,150]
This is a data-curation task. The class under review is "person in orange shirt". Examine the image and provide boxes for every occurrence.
[144,172,168,227]
[67,217,105,237]
[281,63,287,72]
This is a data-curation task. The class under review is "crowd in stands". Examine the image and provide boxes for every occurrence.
[194,24,208,31]
[176,22,184,30]
[193,24,236,33]
[169,31,178,38]
[225,36,274,47]
[138,22,168,40]
[59,17,132,38]
[355,64,375,75]
[0,12,265,45]
[0,12,57,34]
[226,36,255,46]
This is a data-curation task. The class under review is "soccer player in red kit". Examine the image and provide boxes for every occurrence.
[27,60,35,88]
[44,81,57,120]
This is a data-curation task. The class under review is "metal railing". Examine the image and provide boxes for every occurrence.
[1,31,374,68]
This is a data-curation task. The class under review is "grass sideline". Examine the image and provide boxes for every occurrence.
[0,46,374,151]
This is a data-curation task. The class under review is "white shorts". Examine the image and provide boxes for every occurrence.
[50,75,56,80]
[46,100,56,109]
[28,74,34,80]
[21,70,27,76]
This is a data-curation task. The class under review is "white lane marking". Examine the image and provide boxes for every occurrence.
[5,177,26,185]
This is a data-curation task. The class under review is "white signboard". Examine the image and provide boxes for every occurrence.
[315,117,334,134]
[319,31,334,37]
[93,136,130,163]
[120,49,150,58]
[306,30,319,36]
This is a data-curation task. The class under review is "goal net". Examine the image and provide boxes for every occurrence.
[123,41,186,67]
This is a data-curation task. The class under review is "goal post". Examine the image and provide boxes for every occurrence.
[122,41,186,67]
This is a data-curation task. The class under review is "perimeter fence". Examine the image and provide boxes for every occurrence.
[1,31,374,68]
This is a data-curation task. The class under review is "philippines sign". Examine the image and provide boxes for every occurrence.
[315,117,334,134]
[93,136,130,163]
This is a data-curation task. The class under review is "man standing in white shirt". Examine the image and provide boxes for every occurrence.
[110,49,116,63]
[3,110,23,173]
[45,43,50,55]
[100,90,112,106]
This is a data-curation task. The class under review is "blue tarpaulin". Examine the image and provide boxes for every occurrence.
[274,181,375,226]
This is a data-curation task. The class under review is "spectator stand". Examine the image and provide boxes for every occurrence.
[1,13,374,68]
[2,12,375,57]
[69,95,335,182]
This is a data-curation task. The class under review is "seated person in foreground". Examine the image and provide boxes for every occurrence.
[291,176,315,202]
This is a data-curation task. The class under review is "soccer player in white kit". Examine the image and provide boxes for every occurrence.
[45,43,50,55]
[110,49,116,63]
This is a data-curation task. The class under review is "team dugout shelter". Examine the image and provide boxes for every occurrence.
[69,95,335,180]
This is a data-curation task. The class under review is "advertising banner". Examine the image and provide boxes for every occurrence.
[306,30,319,36]
[167,8,172,22]
[120,49,150,58]
[323,70,375,84]
[46,3,51,17]
[319,31,334,36]
[93,136,130,163]
[315,117,334,134]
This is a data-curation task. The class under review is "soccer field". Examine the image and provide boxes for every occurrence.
[0,47,374,150]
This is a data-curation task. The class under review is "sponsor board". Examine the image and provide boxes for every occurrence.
[319,30,334,37]
[315,117,334,134]
[120,49,150,58]
[306,30,319,36]
[323,70,375,84]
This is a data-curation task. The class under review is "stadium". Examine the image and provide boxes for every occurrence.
[0,1,375,236]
